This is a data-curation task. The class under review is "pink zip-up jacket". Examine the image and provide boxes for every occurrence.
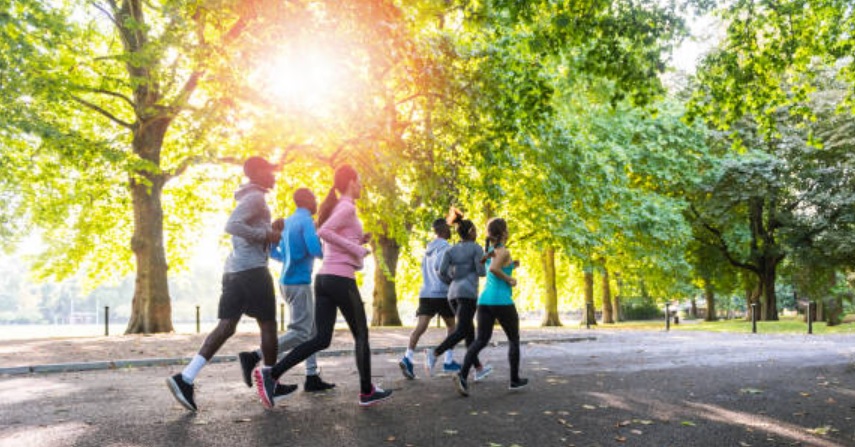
[317,196,369,279]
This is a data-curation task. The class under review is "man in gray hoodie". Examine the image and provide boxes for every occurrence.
[166,156,289,412]
[398,219,459,379]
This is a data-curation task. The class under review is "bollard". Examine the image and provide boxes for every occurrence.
[665,303,670,331]
[808,302,814,335]
[104,306,109,336]
[280,303,285,332]
[196,305,200,334]
[751,303,758,334]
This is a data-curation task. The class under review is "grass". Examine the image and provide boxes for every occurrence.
[670,317,855,334]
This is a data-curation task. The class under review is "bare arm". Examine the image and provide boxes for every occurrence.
[490,248,517,287]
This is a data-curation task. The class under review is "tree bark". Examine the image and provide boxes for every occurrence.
[690,297,698,319]
[703,281,717,321]
[601,266,614,324]
[371,233,402,326]
[125,117,173,334]
[757,259,780,321]
[583,264,597,326]
[540,246,562,326]
[613,273,624,322]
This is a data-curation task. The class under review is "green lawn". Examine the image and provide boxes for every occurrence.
[586,317,855,334]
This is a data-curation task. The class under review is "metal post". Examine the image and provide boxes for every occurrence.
[751,303,758,334]
[665,303,670,331]
[104,306,109,336]
[196,305,201,334]
[808,302,814,335]
[280,303,285,332]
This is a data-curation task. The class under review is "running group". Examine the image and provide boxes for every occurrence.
[165,157,528,412]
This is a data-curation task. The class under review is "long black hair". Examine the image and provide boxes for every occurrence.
[318,164,359,227]
[446,206,476,241]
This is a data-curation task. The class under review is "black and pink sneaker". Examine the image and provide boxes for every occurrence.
[358,385,393,407]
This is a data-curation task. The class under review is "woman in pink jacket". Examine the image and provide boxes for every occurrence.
[255,165,393,408]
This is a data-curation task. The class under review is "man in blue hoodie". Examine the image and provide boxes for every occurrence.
[237,188,335,393]
[167,156,290,412]
[398,218,459,379]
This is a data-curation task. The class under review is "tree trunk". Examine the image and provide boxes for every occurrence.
[704,281,717,322]
[690,297,698,319]
[126,118,173,334]
[601,266,614,324]
[371,233,402,326]
[613,273,624,322]
[583,264,597,326]
[757,260,779,321]
[540,246,562,326]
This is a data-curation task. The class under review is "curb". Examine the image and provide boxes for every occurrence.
[0,336,595,376]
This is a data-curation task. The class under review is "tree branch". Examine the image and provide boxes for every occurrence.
[75,86,137,111]
[690,204,759,274]
[71,95,134,129]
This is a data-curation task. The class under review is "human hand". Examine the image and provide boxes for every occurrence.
[272,218,285,233]
[512,260,520,268]
[362,233,373,245]
[508,278,517,287]
[267,230,282,244]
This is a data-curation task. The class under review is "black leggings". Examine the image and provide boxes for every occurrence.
[460,305,521,382]
[271,274,372,394]
[433,299,481,369]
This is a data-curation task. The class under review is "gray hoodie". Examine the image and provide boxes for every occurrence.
[224,184,272,273]
[419,238,450,298]
[438,240,486,299]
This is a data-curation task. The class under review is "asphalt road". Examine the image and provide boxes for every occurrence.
[2,331,855,447]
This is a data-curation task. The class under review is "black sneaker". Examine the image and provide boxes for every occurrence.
[454,373,469,397]
[358,385,393,407]
[166,373,197,411]
[238,351,260,388]
[509,378,529,391]
[273,383,299,404]
[253,367,276,409]
[304,375,336,392]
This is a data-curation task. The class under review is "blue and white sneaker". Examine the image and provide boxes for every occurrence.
[399,356,415,380]
[442,360,462,374]
[423,349,438,377]
[474,364,493,382]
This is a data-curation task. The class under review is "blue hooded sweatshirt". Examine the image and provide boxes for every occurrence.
[418,238,450,298]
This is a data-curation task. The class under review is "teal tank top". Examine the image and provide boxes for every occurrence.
[478,257,515,306]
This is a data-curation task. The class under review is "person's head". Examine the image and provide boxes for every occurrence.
[446,205,477,241]
[318,164,360,226]
[243,156,278,189]
[484,217,509,251]
[432,218,451,240]
[293,188,317,215]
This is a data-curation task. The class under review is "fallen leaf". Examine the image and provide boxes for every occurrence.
[615,436,627,442]
[800,392,811,397]
[444,430,458,435]
[808,425,832,435]
[233,418,251,423]
[192,420,209,425]
[507,411,519,416]
[630,429,643,435]
[740,388,764,395]
[635,419,654,425]
[738,442,751,447]
[616,420,631,427]
[543,411,554,415]
[582,405,596,410]
[681,421,696,427]
[386,436,396,442]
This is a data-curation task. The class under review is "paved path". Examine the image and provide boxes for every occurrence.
[2,330,855,447]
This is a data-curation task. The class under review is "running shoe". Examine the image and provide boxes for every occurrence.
[254,367,276,409]
[399,356,415,380]
[166,373,197,412]
[423,349,438,377]
[304,375,336,392]
[238,351,259,388]
[453,373,469,397]
[509,378,529,391]
[442,360,462,373]
[358,385,393,407]
[273,383,298,403]
[474,364,493,382]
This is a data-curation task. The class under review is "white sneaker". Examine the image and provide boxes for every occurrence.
[423,349,437,377]
[474,364,493,382]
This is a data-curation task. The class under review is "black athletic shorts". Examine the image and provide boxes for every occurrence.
[218,267,276,321]
[416,297,455,318]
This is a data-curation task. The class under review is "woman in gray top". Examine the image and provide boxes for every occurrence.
[423,209,493,381]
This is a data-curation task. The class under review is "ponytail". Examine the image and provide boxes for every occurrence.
[318,164,359,227]
[317,187,338,227]
[484,236,492,254]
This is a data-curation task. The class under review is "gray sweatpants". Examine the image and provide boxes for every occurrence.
[255,283,319,376]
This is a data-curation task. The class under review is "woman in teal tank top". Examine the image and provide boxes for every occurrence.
[453,218,529,396]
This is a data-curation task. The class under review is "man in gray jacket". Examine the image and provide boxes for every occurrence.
[398,218,459,379]
[166,156,290,412]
